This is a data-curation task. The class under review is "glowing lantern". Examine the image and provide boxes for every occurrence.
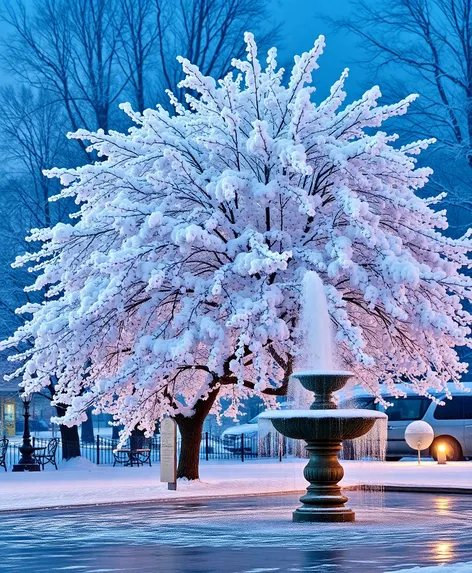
[437,443,447,465]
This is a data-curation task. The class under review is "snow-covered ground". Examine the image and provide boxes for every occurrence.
[1,458,471,512]
[388,564,472,573]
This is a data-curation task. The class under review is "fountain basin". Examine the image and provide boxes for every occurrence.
[261,408,387,522]
[259,410,387,442]
[260,380,388,523]
[291,371,353,409]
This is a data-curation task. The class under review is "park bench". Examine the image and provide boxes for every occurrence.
[113,437,152,467]
[0,437,8,471]
[33,438,59,470]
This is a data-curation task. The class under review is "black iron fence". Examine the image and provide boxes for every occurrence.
[2,432,263,469]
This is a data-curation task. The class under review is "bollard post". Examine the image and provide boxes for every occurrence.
[96,435,100,465]
[205,432,209,461]
[160,418,177,490]
[241,433,245,462]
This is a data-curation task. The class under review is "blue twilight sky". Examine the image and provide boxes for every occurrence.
[274,0,368,99]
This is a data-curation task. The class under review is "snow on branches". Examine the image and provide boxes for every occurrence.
[2,33,472,432]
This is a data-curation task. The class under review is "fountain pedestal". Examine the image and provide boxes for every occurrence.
[294,440,354,522]
[260,372,387,523]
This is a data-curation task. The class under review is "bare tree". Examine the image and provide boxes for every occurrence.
[1,0,279,128]
[0,87,70,322]
[0,87,71,227]
[0,88,65,340]
[0,87,83,457]
[0,86,69,305]
[1,0,130,154]
[117,0,160,112]
[337,0,472,164]
[154,0,280,106]
[334,0,472,243]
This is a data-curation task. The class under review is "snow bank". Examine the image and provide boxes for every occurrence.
[387,563,472,573]
[59,456,98,471]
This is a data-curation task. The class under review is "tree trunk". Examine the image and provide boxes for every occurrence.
[175,386,220,480]
[56,405,81,460]
[48,382,81,460]
[175,416,205,480]
[130,427,145,449]
[81,408,95,443]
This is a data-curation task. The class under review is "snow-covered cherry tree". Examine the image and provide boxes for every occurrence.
[2,34,472,479]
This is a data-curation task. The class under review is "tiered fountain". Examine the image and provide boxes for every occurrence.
[260,272,386,523]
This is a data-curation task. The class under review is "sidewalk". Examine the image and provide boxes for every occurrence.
[0,458,471,512]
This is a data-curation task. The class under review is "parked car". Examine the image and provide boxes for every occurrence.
[340,382,472,461]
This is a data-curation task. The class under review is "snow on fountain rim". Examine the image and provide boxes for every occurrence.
[291,370,353,377]
[258,409,388,419]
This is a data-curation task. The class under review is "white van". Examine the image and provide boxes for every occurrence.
[340,382,472,461]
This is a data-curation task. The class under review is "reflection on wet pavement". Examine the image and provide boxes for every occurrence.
[0,491,471,572]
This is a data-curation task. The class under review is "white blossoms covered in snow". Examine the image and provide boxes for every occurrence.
[3,34,472,439]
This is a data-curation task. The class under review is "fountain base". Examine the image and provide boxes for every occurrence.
[259,371,387,524]
[294,440,355,523]
[293,508,355,523]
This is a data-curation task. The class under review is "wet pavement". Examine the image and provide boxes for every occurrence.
[0,491,471,572]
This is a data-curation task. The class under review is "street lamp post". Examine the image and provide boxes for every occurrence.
[12,396,41,472]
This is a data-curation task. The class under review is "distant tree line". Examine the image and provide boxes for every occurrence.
[337,0,472,237]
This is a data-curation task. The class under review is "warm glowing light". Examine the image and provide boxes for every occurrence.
[432,541,455,564]
[437,443,447,464]
[434,497,452,515]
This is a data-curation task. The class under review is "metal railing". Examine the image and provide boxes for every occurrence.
[2,432,264,469]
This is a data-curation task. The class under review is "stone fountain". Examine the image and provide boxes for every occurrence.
[260,273,387,523]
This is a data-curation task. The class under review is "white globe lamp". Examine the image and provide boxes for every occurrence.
[405,421,434,464]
